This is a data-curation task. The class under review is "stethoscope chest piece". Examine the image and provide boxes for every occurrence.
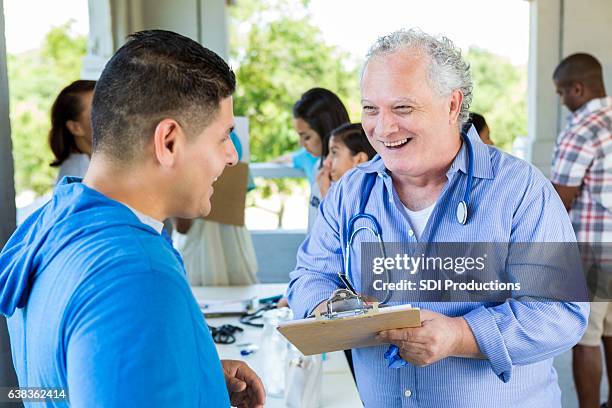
[456,200,468,225]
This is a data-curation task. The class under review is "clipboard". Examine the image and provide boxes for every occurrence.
[204,162,248,226]
[277,289,421,356]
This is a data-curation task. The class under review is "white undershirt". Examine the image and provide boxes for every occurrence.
[403,203,435,240]
[125,205,164,234]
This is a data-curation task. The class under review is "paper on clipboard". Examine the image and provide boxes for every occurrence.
[277,304,420,356]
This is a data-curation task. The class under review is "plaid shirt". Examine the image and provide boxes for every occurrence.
[551,96,612,243]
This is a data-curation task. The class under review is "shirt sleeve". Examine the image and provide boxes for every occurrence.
[287,182,345,318]
[551,127,595,186]
[292,148,308,171]
[63,267,229,407]
[463,174,589,383]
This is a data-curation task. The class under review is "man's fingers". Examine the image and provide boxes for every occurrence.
[228,377,247,393]
[378,328,427,343]
[236,365,266,405]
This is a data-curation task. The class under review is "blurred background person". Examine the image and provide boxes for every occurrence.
[275,88,350,230]
[318,123,377,197]
[550,52,612,408]
[464,112,494,145]
[48,80,96,182]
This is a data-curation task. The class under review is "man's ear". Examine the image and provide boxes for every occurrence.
[573,81,585,97]
[448,90,464,125]
[66,120,84,137]
[153,119,182,167]
[353,151,369,165]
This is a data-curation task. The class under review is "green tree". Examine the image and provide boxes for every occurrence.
[228,0,361,226]
[229,0,360,163]
[9,21,87,195]
[466,47,527,151]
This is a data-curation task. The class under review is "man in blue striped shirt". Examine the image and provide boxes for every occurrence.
[287,29,589,407]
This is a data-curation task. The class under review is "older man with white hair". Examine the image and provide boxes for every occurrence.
[287,29,589,407]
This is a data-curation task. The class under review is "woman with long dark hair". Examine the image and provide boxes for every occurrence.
[49,80,96,182]
[291,88,350,230]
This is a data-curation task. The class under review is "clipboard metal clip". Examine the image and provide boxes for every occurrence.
[316,289,379,320]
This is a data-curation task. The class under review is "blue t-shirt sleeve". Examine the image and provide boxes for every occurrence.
[63,267,229,407]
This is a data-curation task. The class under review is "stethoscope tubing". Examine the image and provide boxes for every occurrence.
[339,131,474,303]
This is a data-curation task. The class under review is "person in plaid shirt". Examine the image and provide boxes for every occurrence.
[551,53,612,408]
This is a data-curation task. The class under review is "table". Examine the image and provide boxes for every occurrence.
[191,284,363,407]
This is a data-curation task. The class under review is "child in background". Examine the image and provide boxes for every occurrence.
[318,123,377,197]
[465,112,494,145]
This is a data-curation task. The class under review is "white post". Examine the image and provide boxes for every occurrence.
[81,0,115,80]
[199,0,229,60]
[526,0,562,176]
[83,0,229,79]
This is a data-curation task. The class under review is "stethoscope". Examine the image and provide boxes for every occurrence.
[338,130,475,305]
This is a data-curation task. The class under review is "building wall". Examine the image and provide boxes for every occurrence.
[562,0,612,93]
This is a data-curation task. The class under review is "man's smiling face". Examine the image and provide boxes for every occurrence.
[360,49,461,179]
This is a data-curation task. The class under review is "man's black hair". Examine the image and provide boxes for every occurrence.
[553,53,604,91]
[91,29,236,162]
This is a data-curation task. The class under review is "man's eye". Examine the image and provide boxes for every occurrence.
[395,106,414,113]
[362,106,376,112]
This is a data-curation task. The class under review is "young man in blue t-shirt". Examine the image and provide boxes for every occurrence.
[0,30,265,407]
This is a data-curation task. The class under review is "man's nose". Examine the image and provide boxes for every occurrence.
[227,142,238,166]
[375,110,399,136]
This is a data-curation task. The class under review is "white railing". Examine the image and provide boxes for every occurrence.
[248,162,305,179]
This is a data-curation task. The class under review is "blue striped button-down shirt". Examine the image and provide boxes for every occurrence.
[287,127,589,407]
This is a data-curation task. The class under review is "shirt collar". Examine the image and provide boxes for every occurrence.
[124,204,165,234]
[357,125,493,180]
[568,96,612,126]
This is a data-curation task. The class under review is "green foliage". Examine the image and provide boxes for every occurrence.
[9,21,87,195]
[466,47,527,151]
[229,0,360,163]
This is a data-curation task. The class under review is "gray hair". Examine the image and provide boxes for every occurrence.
[365,29,473,125]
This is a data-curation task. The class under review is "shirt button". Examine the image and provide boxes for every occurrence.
[408,229,414,237]
[404,389,412,397]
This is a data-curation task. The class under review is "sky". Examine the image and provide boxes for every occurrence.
[3,0,89,53]
[2,0,530,64]
[308,0,530,65]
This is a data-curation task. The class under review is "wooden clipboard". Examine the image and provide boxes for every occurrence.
[277,305,420,356]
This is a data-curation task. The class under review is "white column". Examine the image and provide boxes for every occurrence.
[82,0,115,80]
[562,0,612,91]
[0,0,21,403]
[83,0,229,79]
[199,0,229,60]
[526,0,562,176]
